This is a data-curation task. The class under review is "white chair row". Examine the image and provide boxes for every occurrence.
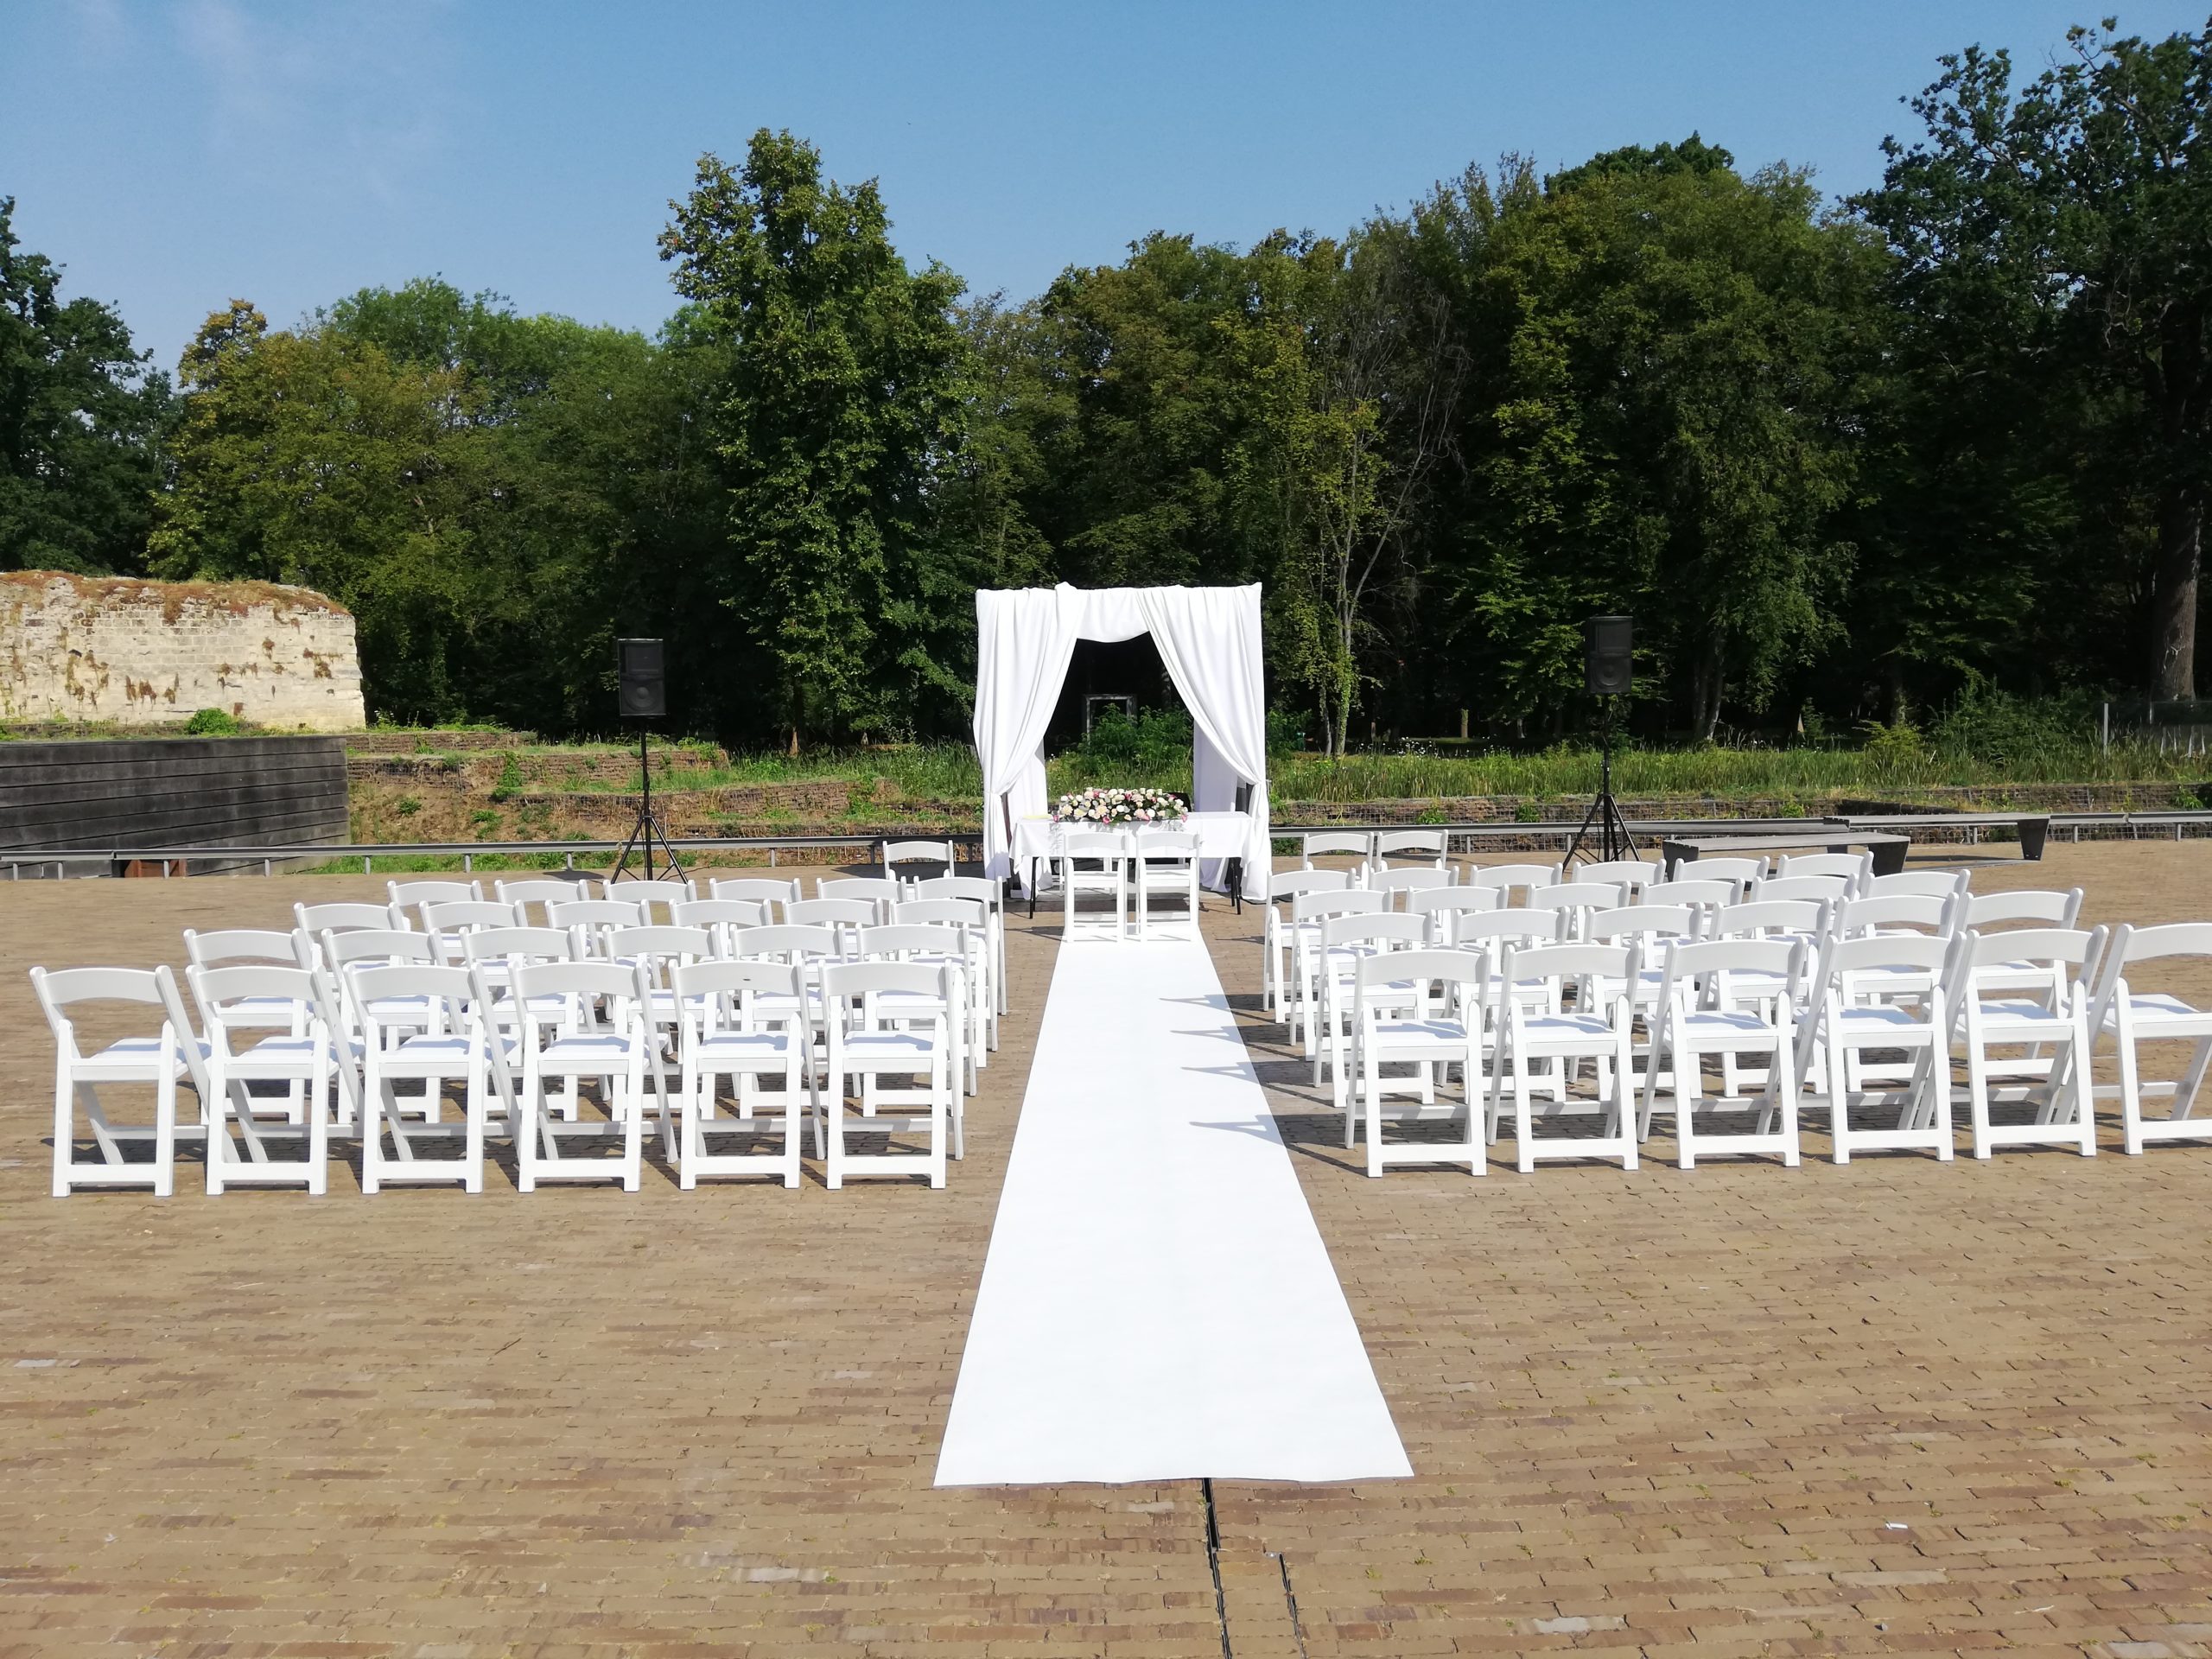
[35,914,983,1198]
[1054,828,1204,943]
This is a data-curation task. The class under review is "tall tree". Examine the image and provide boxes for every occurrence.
[1861,21,2212,699]
[660,130,972,748]
[0,197,171,575]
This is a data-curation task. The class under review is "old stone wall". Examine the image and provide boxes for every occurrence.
[0,572,365,731]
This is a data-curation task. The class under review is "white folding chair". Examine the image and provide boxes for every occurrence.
[914,874,1010,1020]
[550,897,650,957]
[1639,879,1735,921]
[506,959,659,1192]
[2088,923,2212,1154]
[1059,829,1130,942]
[1947,926,2102,1160]
[708,875,802,918]
[353,963,490,1194]
[671,959,813,1188]
[1774,851,1872,889]
[819,960,953,1189]
[461,925,577,1122]
[785,896,880,955]
[1571,859,1659,901]
[1132,827,1202,941]
[31,964,211,1198]
[1462,862,1561,907]
[1584,903,1702,1037]
[1262,870,1353,1016]
[1959,889,2088,996]
[1314,912,1428,1106]
[1489,942,1639,1172]
[672,896,772,955]
[1640,938,1805,1167]
[1372,830,1447,872]
[389,879,483,909]
[188,964,341,1195]
[1301,830,1374,881]
[895,899,995,1061]
[183,928,318,1117]
[883,839,957,887]
[1796,932,1955,1163]
[1288,890,1392,1051]
[1350,948,1487,1178]
[860,922,975,1112]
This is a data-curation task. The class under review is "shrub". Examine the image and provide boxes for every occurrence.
[183,708,241,736]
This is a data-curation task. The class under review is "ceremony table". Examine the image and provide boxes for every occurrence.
[1011,810,1257,913]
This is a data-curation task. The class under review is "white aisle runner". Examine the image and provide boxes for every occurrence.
[935,932,1412,1486]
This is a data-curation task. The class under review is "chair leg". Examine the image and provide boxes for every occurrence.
[2116,1018,2145,1155]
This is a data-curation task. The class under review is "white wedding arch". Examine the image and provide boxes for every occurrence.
[972,583,1271,899]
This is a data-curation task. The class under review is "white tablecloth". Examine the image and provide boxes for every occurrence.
[1013,811,1256,894]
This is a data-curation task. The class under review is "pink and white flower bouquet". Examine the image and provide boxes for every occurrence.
[1051,785,1188,825]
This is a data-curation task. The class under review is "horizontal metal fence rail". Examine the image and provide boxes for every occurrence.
[7,809,2212,880]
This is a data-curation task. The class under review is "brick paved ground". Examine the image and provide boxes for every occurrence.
[1,843,2209,1657]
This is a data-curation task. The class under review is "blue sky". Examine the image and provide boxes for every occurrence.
[5,2,2206,372]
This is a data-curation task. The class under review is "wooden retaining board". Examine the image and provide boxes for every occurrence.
[0,737,349,868]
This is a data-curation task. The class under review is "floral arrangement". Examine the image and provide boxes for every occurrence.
[1051,785,1188,825]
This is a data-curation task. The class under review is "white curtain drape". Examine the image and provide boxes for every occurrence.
[974,583,1270,899]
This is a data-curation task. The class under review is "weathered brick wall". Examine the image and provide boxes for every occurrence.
[0,572,365,731]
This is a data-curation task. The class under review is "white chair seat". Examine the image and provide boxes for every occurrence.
[81,1035,209,1078]
[541,1033,641,1065]
[1676,1008,1774,1039]
[1372,1017,1473,1048]
[696,1032,800,1061]
[1830,1003,1932,1034]
[1522,1011,1615,1041]
[841,1031,938,1062]
[2104,991,2209,1028]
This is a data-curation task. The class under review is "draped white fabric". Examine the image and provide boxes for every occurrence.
[974,584,1270,899]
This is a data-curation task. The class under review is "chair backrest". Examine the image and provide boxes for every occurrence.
[1572,859,1659,895]
[1527,881,1621,913]
[1355,946,1484,994]
[1461,862,1561,900]
[1585,904,1700,944]
[1371,868,1455,899]
[861,923,967,963]
[1776,852,1871,885]
[1133,827,1201,858]
[1815,931,1954,984]
[184,928,310,969]
[1863,869,1970,901]
[1062,829,1129,857]
[1641,879,1734,912]
[32,963,208,1089]
[1301,830,1372,868]
[296,900,404,936]
[1660,936,1805,994]
[605,925,715,967]
[1371,829,1446,869]
[1319,912,1428,951]
[1829,893,1954,939]
[1964,925,2101,971]
[821,958,948,1007]
[347,963,475,1025]
[510,958,650,1011]
[603,879,696,920]
[1964,887,2084,930]
[188,963,321,1027]
[708,876,803,912]
[894,898,987,931]
[671,957,803,1013]
[324,929,437,969]
[2107,920,2212,969]
[913,874,1002,914]
[1667,854,1767,889]
[1406,887,1502,944]
[1269,868,1352,904]
[1452,910,1564,947]
[1290,889,1390,925]
[819,876,902,906]
[786,897,881,931]
[494,877,588,914]
[548,898,648,931]
[1497,941,1636,991]
[1706,899,1827,940]
[388,879,482,907]
[1751,874,1853,905]
[882,839,957,882]
[461,925,575,965]
[731,924,844,963]
[421,899,522,936]
[673,897,771,931]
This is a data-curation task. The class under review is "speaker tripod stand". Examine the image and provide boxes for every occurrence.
[1564,694,1638,866]
[610,725,684,881]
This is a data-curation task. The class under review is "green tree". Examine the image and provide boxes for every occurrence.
[1860,21,2212,698]
[0,196,172,575]
[660,130,972,748]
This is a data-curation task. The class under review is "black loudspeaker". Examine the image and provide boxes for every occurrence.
[617,638,666,720]
[1584,614,1633,696]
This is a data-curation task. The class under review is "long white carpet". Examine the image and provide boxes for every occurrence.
[935,930,1412,1486]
